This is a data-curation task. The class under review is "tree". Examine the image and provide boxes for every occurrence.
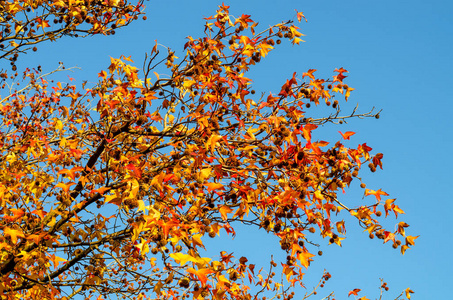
[0,2,416,300]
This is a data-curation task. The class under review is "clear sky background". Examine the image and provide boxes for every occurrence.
[13,0,453,299]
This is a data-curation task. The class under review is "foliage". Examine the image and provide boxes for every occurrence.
[0,2,416,300]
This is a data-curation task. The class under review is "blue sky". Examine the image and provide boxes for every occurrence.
[14,0,453,298]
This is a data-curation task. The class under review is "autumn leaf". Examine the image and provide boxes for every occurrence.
[297,251,315,268]
[302,69,316,80]
[187,268,214,286]
[4,227,25,244]
[170,253,197,266]
[58,166,84,181]
[348,288,361,297]
[55,182,76,194]
[339,131,355,140]
[384,198,405,217]
[3,208,25,222]
[259,42,274,58]
[405,288,415,299]
[219,205,233,221]
[207,134,223,153]
[364,189,389,201]
[302,124,317,142]
[153,280,163,295]
[36,18,50,29]
[199,168,212,181]
[282,264,296,282]
[401,245,410,255]
[295,10,307,22]
[405,235,419,246]
[397,222,409,236]
[205,182,225,192]
[383,231,395,244]
[50,254,67,268]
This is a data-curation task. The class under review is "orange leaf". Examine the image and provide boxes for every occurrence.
[297,251,315,269]
[219,205,233,221]
[98,70,107,79]
[50,254,67,268]
[3,208,25,222]
[392,204,405,218]
[295,10,307,22]
[55,182,76,194]
[302,124,317,142]
[401,245,410,255]
[36,18,50,29]
[339,131,355,140]
[384,198,405,217]
[348,288,361,297]
[58,166,84,181]
[187,268,214,286]
[397,222,409,236]
[302,69,316,80]
[405,235,419,246]
[364,189,389,201]
[205,182,224,192]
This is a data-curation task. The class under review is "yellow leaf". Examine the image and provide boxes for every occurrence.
[259,42,274,58]
[405,288,414,299]
[207,134,223,153]
[405,235,419,246]
[136,238,150,255]
[132,222,145,242]
[121,55,134,62]
[314,190,324,200]
[297,251,315,268]
[183,79,196,90]
[51,254,67,268]
[217,274,230,285]
[199,168,212,181]
[55,119,63,131]
[170,253,196,266]
[137,199,151,213]
[245,127,256,140]
[4,227,25,244]
[128,179,140,198]
[48,216,56,227]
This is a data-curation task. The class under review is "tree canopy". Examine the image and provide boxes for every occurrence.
[0,2,415,300]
